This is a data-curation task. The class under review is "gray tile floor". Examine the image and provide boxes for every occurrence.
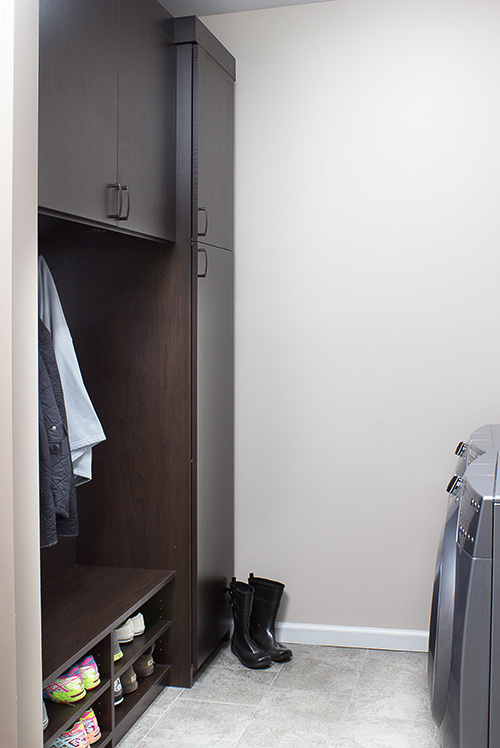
[117,643,439,748]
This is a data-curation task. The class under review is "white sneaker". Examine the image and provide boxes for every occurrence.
[113,630,123,661]
[130,612,145,636]
[114,618,134,643]
[42,701,49,730]
[114,677,124,706]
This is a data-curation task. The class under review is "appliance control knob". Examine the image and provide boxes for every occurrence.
[455,441,469,457]
[446,475,463,495]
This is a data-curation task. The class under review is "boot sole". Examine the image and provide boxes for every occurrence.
[231,644,272,669]
[271,652,293,663]
[122,681,138,694]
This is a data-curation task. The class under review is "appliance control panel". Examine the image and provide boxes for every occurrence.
[458,451,498,559]
[454,424,500,477]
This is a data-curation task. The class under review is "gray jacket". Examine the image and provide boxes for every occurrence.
[39,319,78,547]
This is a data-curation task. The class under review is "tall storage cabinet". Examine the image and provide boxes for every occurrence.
[174,16,236,671]
[38,6,235,746]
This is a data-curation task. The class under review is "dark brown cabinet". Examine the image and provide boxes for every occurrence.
[174,17,236,671]
[196,244,234,668]
[38,0,176,243]
[196,44,235,251]
[38,0,118,228]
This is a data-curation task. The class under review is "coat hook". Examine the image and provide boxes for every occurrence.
[49,258,68,273]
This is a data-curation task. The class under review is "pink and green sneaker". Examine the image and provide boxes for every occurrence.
[80,708,101,744]
[50,719,89,747]
[43,666,86,704]
[76,655,101,690]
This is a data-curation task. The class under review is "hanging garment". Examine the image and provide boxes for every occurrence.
[38,255,106,484]
[39,319,78,547]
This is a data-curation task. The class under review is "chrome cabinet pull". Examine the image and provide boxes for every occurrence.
[110,183,130,220]
[198,206,209,237]
[119,184,130,221]
[109,182,123,219]
[198,247,208,278]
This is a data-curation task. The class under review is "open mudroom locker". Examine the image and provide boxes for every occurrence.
[37,5,235,746]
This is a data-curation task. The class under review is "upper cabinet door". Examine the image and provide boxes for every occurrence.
[195,46,234,251]
[38,0,119,226]
[117,0,176,243]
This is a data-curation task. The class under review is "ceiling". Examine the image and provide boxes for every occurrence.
[163,0,333,17]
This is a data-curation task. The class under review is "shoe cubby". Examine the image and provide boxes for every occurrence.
[44,676,112,748]
[113,661,170,744]
[42,565,174,747]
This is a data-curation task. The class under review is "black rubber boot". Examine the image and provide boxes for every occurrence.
[229,579,272,669]
[248,573,293,662]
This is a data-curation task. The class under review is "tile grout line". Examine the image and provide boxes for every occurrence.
[341,648,369,721]
[125,656,283,748]
[125,687,186,748]
[232,659,288,747]
[173,696,270,707]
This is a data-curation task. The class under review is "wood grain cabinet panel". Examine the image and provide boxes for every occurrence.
[38,0,176,243]
[174,16,236,673]
[117,0,176,241]
[38,0,118,227]
[196,45,234,251]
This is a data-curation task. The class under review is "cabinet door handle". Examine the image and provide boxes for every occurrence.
[198,206,209,237]
[109,183,130,220]
[119,185,130,221]
[110,182,123,219]
[198,247,209,278]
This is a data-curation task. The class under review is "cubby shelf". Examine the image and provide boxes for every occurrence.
[42,566,175,682]
[41,565,175,746]
[114,664,171,743]
[114,619,172,677]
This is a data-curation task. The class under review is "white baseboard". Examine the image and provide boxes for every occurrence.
[275,622,429,653]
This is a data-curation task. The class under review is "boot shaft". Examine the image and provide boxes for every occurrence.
[229,579,254,628]
[248,573,285,606]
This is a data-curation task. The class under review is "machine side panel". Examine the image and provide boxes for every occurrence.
[489,503,500,746]
[441,551,491,748]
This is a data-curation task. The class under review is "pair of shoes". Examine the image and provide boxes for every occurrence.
[49,719,88,747]
[118,648,155,699]
[49,708,100,747]
[135,645,155,678]
[114,612,145,644]
[228,574,293,669]
[43,655,100,704]
[116,647,155,701]
[121,665,138,694]
[79,708,101,744]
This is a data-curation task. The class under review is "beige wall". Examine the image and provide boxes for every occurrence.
[204,0,500,637]
[1,0,41,744]
[0,5,20,743]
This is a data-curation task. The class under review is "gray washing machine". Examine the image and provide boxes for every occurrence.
[430,450,500,748]
[427,426,499,724]
[453,423,500,478]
